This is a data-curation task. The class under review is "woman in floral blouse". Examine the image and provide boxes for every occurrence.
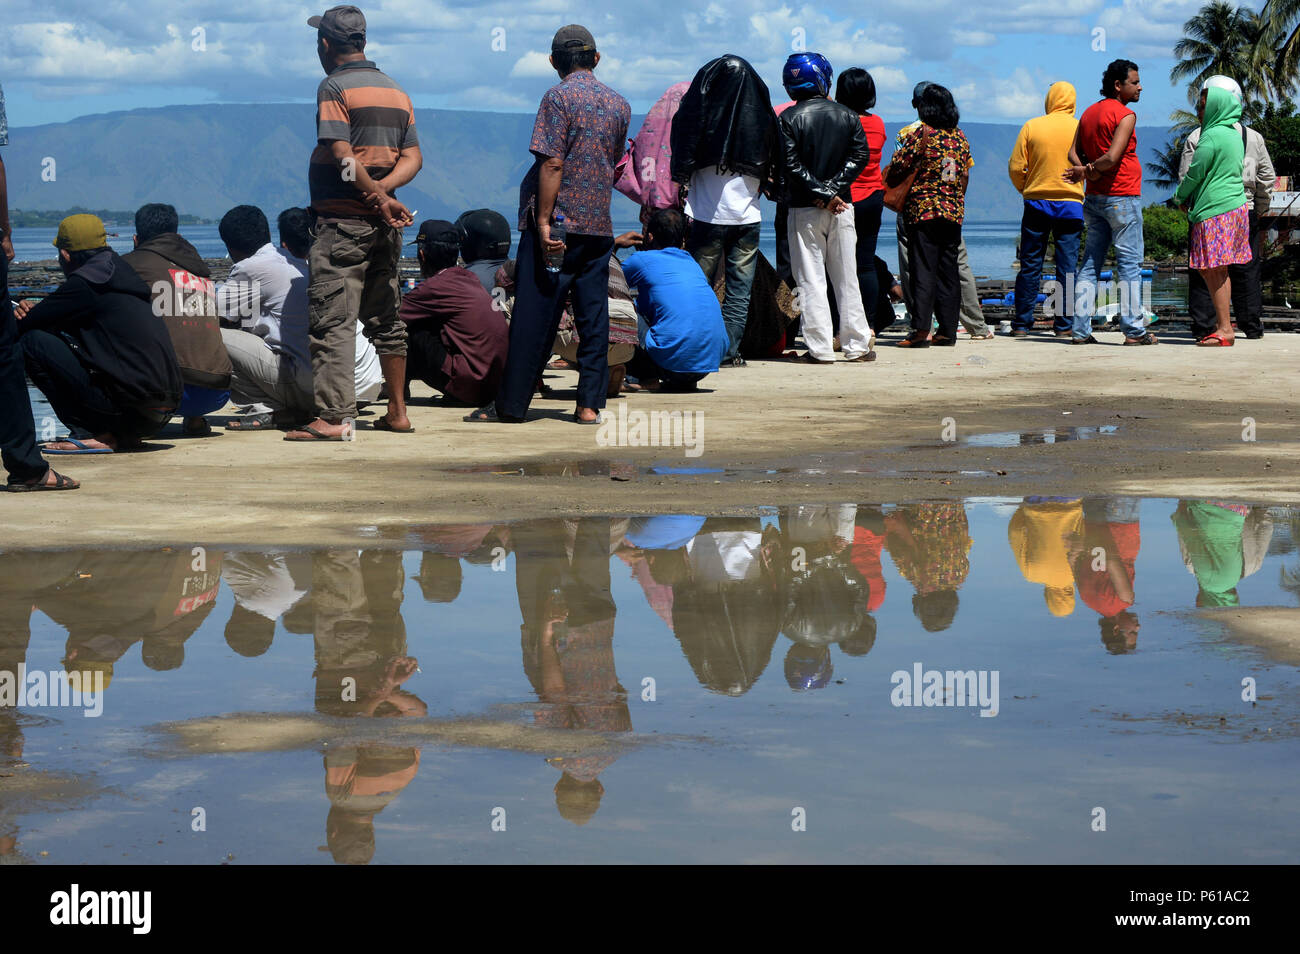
[887,85,971,347]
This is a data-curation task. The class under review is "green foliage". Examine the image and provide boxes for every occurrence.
[1251,99,1300,174]
[1142,205,1189,261]
[1172,1,1272,105]
[9,207,210,228]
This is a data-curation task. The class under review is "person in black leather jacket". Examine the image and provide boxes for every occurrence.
[777,53,875,363]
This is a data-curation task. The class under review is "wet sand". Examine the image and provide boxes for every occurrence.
[4,329,1297,548]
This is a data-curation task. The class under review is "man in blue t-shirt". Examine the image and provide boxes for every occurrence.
[618,209,728,392]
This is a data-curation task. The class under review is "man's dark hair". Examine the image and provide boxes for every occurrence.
[277,207,313,259]
[218,205,272,257]
[135,203,178,243]
[645,208,686,250]
[912,589,959,632]
[318,32,365,57]
[917,85,960,130]
[836,68,877,114]
[420,239,460,274]
[1101,59,1139,98]
[553,48,597,76]
[225,604,275,658]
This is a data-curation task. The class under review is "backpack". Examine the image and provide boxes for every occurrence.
[614,81,690,210]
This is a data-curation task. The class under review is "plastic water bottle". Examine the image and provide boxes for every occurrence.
[545,214,566,274]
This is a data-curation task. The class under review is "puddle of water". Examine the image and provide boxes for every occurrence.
[963,426,1120,448]
[2,498,1299,864]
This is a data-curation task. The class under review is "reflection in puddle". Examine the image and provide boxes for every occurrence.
[964,425,1120,447]
[2,499,1299,864]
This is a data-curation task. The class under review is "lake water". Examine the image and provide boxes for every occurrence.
[2,499,1298,864]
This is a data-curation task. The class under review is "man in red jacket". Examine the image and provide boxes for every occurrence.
[398,220,509,408]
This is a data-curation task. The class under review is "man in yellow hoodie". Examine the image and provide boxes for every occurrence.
[1007,82,1085,337]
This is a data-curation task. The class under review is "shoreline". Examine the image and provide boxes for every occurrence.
[2,329,1296,550]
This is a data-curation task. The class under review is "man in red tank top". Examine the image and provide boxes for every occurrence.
[1065,60,1156,345]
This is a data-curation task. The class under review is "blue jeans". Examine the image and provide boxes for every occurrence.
[1014,203,1081,333]
[1073,195,1146,339]
[176,384,230,418]
[687,221,760,361]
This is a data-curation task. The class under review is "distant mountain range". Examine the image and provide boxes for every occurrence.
[5,103,1172,225]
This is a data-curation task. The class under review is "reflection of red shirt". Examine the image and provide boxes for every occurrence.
[1075,521,1140,617]
[850,114,886,201]
[850,526,886,611]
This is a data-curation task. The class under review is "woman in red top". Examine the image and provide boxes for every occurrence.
[836,69,888,333]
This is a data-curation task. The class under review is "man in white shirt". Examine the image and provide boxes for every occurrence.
[670,55,778,367]
[217,206,382,430]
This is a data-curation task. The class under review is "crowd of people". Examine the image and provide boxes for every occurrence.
[0,7,1282,492]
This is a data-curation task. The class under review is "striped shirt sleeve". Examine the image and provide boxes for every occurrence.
[316,78,351,143]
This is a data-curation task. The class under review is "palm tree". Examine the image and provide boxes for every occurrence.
[1146,135,1190,191]
[1260,0,1300,96]
[1172,2,1272,104]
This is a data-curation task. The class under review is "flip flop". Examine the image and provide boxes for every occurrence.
[1197,333,1234,347]
[4,470,80,492]
[39,438,113,455]
[371,417,416,433]
[283,424,349,442]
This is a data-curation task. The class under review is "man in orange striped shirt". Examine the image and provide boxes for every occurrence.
[287,5,423,441]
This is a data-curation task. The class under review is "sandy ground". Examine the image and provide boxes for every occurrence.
[3,327,1298,549]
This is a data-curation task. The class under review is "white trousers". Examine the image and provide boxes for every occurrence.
[787,205,873,360]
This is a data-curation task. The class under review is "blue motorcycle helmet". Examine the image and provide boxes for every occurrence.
[782,52,833,98]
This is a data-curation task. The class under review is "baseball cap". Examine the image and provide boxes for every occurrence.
[308,5,367,44]
[552,24,596,53]
[52,214,108,252]
[413,219,460,250]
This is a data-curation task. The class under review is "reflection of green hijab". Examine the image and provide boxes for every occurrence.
[1173,86,1248,223]
[1172,502,1245,605]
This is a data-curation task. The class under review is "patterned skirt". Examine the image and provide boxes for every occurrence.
[1188,203,1252,269]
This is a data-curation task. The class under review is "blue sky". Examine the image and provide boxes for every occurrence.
[0,0,1265,128]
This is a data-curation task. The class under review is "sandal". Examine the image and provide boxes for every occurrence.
[372,417,416,433]
[464,405,524,424]
[1069,335,1100,345]
[283,424,351,442]
[39,438,113,455]
[226,413,274,431]
[4,469,80,492]
[1196,333,1234,347]
[573,410,605,425]
[1123,333,1159,346]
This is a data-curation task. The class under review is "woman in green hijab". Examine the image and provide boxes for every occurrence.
[1173,86,1251,347]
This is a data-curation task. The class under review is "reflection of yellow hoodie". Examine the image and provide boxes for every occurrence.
[1008,500,1084,617]
[1008,82,1085,203]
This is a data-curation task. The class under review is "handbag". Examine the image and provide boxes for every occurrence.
[881,124,930,214]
